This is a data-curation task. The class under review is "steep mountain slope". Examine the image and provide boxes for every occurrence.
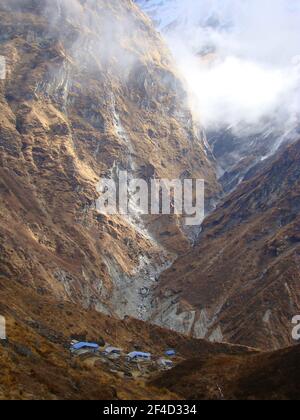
[0,277,253,400]
[0,0,219,323]
[153,139,300,350]
[153,344,300,400]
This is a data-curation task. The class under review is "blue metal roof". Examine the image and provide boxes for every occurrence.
[72,342,99,350]
[165,349,176,356]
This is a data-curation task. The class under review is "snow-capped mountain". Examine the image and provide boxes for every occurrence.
[137,0,231,55]
[137,0,230,32]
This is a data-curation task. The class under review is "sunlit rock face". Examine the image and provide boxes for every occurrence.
[0,0,219,321]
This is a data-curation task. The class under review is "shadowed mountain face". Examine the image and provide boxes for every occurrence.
[134,0,300,353]
[0,0,219,323]
[152,344,300,400]
[154,139,300,350]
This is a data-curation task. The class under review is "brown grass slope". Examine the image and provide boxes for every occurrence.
[0,280,253,400]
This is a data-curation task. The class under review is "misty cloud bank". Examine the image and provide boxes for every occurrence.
[2,0,299,143]
[139,0,300,137]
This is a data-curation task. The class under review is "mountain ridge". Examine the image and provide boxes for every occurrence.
[153,138,300,350]
[0,0,219,325]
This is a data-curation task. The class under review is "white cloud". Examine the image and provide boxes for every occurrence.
[145,0,300,132]
[178,53,299,130]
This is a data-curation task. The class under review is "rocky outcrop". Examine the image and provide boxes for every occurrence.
[0,0,219,321]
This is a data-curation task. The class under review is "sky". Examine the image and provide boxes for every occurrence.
[138,0,300,134]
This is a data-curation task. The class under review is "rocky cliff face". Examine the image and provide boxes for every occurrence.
[153,139,300,350]
[0,0,219,323]
[208,122,300,193]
